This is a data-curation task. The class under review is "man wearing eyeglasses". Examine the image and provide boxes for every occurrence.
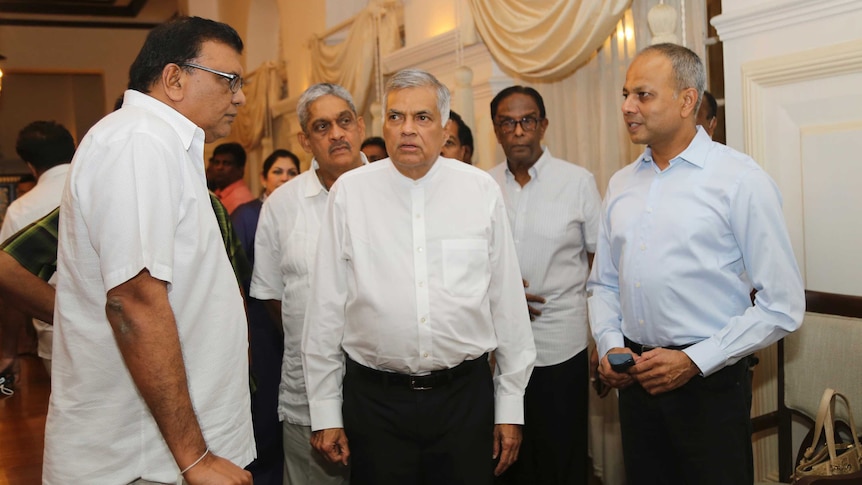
[489,86,602,485]
[251,82,367,485]
[45,17,254,485]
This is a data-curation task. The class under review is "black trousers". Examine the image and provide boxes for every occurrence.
[496,349,589,485]
[618,353,753,485]
[343,356,495,485]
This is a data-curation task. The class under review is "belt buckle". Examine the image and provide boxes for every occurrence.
[409,376,432,391]
[641,344,658,354]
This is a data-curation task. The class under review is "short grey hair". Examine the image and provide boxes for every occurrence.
[639,43,706,113]
[385,69,450,127]
[297,83,358,133]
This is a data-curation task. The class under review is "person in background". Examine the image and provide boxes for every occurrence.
[46,16,255,484]
[229,147,301,485]
[696,89,718,139]
[232,148,301,262]
[441,109,474,164]
[0,121,75,383]
[208,141,255,213]
[489,86,602,485]
[360,136,388,162]
[302,69,536,484]
[588,43,804,485]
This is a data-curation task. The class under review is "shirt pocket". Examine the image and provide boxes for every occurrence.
[442,239,490,297]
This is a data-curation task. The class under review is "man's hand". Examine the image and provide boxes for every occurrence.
[183,452,252,485]
[522,279,546,321]
[310,428,350,466]
[598,348,638,390]
[589,347,611,398]
[629,348,700,395]
[492,424,522,476]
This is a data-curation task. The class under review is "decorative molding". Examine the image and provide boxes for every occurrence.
[806,290,862,318]
[712,0,861,42]
[382,29,491,75]
[741,38,862,164]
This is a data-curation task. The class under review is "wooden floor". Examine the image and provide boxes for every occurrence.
[0,356,49,485]
[0,356,605,485]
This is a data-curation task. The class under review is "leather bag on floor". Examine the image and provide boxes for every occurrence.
[793,388,862,484]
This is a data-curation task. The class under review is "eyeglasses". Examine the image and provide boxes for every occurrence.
[182,63,244,93]
[495,116,543,134]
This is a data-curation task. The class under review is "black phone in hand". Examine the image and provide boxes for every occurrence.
[608,353,635,373]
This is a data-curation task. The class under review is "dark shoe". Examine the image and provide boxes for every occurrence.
[0,360,17,398]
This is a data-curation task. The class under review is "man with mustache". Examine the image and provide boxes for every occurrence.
[251,82,367,485]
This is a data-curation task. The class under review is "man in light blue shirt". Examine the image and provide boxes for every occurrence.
[587,43,804,485]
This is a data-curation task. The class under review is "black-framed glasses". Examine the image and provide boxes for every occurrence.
[495,116,543,134]
[182,63,244,93]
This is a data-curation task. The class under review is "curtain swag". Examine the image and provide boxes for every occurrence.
[468,0,632,81]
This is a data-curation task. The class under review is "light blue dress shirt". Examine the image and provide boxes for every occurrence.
[587,127,805,377]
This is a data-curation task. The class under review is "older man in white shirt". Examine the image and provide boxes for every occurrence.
[302,69,536,485]
[251,82,367,485]
[489,85,602,485]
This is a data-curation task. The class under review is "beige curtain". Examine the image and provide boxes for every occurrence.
[468,0,632,81]
[309,3,400,115]
[234,61,287,151]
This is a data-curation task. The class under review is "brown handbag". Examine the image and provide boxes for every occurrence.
[792,388,862,484]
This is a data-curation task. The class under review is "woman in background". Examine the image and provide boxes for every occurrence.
[232,148,300,485]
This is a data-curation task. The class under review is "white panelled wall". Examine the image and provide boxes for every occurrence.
[714,0,862,480]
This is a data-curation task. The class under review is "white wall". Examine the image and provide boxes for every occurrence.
[0,25,148,113]
[714,1,862,480]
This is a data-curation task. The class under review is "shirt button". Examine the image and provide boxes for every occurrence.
[635,282,641,288]
[420,317,426,324]
[647,207,653,213]
[640,244,646,251]
[416,214,421,219]
[417,246,424,253]
[418,281,424,287]
[639,319,644,325]
[423,352,429,358]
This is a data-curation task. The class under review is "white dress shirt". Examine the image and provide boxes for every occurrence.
[46,90,255,484]
[251,158,363,426]
[588,127,805,377]
[302,157,536,431]
[490,148,601,366]
[0,163,70,362]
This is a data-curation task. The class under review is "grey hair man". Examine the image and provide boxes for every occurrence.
[251,82,367,485]
[588,43,804,485]
[302,68,536,484]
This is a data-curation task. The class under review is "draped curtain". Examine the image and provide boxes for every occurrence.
[233,61,286,152]
[467,0,632,81]
[309,2,400,115]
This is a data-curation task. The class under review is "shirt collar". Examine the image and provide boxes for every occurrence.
[637,126,712,172]
[505,146,550,182]
[121,89,203,153]
[305,152,369,197]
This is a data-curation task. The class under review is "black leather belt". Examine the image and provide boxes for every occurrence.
[346,353,488,391]
[624,337,694,355]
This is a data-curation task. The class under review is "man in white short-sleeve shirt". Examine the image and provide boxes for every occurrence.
[302,69,536,485]
[489,86,602,485]
[45,17,255,485]
[0,121,75,380]
[251,83,367,485]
